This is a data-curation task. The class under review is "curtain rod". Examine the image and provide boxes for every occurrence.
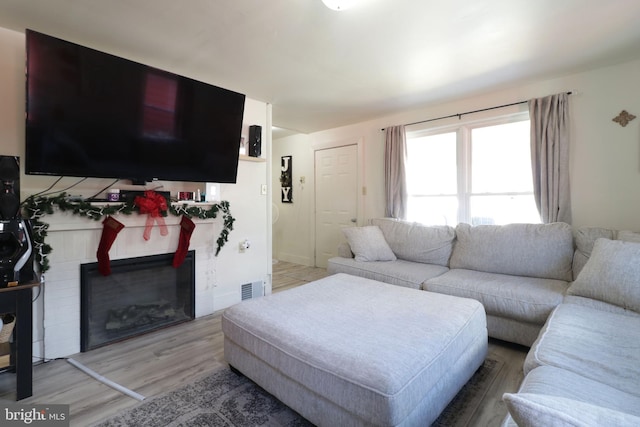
[382,91,572,131]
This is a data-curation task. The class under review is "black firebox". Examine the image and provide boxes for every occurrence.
[80,251,195,352]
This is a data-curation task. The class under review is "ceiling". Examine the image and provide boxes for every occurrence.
[1,0,640,138]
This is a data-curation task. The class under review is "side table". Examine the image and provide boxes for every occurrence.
[0,281,39,400]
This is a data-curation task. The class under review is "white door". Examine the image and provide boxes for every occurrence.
[315,145,358,268]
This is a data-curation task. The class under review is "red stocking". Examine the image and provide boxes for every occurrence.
[97,216,124,276]
[173,216,196,268]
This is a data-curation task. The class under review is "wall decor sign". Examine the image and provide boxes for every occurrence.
[281,156,293,203]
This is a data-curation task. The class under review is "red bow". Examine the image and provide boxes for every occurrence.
[134,190,169,240]
[135,190,168,217]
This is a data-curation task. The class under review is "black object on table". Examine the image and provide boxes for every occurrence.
[0,281,39,400]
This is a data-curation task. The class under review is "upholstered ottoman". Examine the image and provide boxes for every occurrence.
[222,273,487,427]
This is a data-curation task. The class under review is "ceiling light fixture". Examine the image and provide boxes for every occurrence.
[322,0,356,11]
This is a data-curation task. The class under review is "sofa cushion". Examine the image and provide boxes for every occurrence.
[370,218,455,266]
[563,295,640,317]
[567,238,640,313]
[572,227,615,279]
[512,366,640,418]
[450,223,574,281]
[424,269,568,324]
[617,230,640,243]
[336,241,353,258]
[572,228,640,279]
[341,226,396,262]
[504,393,640,427]
[524,303,640,396]
[327,257,448,290]
[486,315,542,347]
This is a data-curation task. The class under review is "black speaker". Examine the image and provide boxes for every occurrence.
[248,125,262,157]
[0,156,20,220]
[0,219,34,287]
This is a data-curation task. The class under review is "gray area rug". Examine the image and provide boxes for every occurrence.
[94,358,502,427]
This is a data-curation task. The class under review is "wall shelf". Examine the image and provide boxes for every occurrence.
[239,155,266,163]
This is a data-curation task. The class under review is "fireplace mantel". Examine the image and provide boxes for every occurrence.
[44,202,220,231]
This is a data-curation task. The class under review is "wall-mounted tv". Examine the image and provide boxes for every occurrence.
[25,30,246,184]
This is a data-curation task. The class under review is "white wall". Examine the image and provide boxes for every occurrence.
[0,27,23,157]
[216,98,270,309]
[272,133,315,265]
[0,26,271,357]
[217,98,270,307]
[273,59,640,266]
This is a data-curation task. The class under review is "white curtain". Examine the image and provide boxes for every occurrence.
[384,125,407,219]
[529,93,571,224]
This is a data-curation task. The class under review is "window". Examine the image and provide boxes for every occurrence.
[405,115,540,226]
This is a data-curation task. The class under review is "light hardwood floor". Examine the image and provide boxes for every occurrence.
[0,261,527,426]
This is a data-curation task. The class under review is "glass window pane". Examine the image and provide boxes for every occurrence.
[406,117,539,226]
[469,195,541,225]
[406,196,458,226]
[406,132,457,195]
[471,121,532,193]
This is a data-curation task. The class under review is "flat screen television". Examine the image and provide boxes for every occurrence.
[25,29,246,184]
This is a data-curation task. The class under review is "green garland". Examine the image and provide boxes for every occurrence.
[21,192,235,273]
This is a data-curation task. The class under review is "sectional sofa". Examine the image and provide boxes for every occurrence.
[327,218,640,426]
[502,234,640,426]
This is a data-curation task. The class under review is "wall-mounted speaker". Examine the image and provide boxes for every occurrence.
[0,156,20,220]
[248,125,262,157]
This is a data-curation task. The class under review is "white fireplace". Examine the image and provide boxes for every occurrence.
[34,210,223,360]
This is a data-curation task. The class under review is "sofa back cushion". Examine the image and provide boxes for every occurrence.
[567,238,640,313]
[617,230,640,243]
[573,227,615,279]
[450,222,574,281]
[572,227,640,279]
[371,218,455,267]
[342,225,397,262]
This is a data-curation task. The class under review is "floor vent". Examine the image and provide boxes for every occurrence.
[241,281,263,300]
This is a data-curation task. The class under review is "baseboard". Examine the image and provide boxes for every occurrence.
[275,252,313,266]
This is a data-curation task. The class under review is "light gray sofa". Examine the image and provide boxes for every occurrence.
[502,234,640,426]
[327,219,640,425]
[328,218,575,346]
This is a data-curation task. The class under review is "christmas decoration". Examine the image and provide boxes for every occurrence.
[173,215,196,268]
[133,190,169,240]
[21,192,235,274]
[96,216,125,275]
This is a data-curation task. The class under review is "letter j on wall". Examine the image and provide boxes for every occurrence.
[281,156,293,203]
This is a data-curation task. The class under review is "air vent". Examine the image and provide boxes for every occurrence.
[241,281,263,301]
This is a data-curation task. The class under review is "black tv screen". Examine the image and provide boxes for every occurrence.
[25,30,246,183]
